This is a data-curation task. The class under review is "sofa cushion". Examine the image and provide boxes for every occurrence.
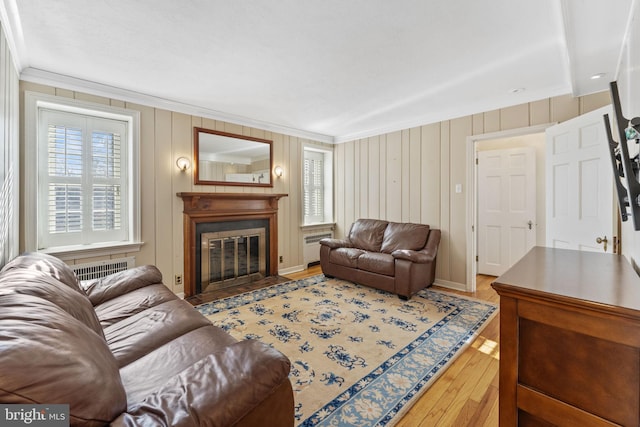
[82,265,164,306]
[348,219,389,252]
[105,299,213,367]
[329,247,365,268]
[119,325,238,406]
[381,222,430,253]
[0,269,104,339]
[0,293,127,425]
[357,252,395,276]
[1,252,82,294]
[94,283,178,328]
[115,340,291,427]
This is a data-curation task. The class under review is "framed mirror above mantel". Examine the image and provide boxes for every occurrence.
[194,127,273,187]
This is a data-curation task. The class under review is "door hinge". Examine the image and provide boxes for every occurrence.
[475,158,478,165]
[476,255,478,262]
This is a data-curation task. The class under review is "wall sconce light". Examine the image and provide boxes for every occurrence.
[176,156,191,172]
[274,165,284,178]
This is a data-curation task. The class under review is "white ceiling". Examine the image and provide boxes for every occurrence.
[1,0,636,143]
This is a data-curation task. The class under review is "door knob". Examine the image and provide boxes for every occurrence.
[527,220,533,230]
[596,236,608,252]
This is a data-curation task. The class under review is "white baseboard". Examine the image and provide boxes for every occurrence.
[176,291,185,299]
[433,279,468,292]
[278,265,306,276]
[275,271,468,291]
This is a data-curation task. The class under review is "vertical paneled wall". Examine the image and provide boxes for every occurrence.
[334,91,610,288]
[18,81,331,294]
[17,78,614,291]
[0,22,19,267]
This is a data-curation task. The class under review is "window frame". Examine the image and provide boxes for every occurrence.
[24,92,142,259]
[302,144,333,226]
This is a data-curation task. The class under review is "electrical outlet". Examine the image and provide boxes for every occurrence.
[175,274,183,285]
[279,256,283,263]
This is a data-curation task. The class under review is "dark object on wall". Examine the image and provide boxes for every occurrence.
[604,81,640,230]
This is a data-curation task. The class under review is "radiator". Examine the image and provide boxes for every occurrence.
[303,231,333,267]
[70,256,135,281]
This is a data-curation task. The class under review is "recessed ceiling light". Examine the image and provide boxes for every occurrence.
[510,88,525,94]
[591,73,606,80]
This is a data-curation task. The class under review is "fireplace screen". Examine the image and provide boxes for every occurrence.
[200,227,266,292]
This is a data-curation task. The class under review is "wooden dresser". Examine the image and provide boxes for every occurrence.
[491,247,640,426]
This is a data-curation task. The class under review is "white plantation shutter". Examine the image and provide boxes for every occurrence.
[38,110,128,249]
[304,151,325,223]
[303,147,332,225]
[47,124,83,234]
[91,130,122,231]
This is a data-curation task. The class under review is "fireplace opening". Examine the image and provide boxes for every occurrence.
[201,227,266,292]
[195,219,270,294]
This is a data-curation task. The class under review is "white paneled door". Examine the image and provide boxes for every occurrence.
[545,106,614,253]
[478,147,536,276]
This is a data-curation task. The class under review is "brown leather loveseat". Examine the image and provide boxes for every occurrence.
[320,219,441,299]
[0,252,294,426]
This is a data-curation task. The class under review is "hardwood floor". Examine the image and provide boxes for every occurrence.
[395,274,500,427]
[189,267,500,427]
[184,275,291,305]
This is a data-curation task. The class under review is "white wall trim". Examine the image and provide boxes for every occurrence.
[20,68,335,144]
[277,271,467,292]
[433,278,467,292]
[0,0,25,72]
[45,242,144,261]
[0,19,20,266]
[278,265,306,276]
[465,123,555,291]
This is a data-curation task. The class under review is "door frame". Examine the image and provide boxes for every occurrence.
[465,123,554,292]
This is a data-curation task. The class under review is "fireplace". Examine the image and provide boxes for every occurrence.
[196,220,268,294]
[177,192,287,297]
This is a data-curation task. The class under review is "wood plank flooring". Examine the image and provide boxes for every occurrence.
[395,274,500,427]
[188,267,500,427]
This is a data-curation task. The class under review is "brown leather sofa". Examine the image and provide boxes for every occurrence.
[0,252,294,426]
[320,219,441,299]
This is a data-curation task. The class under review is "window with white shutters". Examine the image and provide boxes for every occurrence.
[304,151,324,223]
[38,109,129,249]
[303,147,333,225]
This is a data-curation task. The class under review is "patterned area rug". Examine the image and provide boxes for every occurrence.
[196,275,497,426]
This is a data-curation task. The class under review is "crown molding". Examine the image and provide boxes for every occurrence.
[0,0,25,71]
[19,67,336,144]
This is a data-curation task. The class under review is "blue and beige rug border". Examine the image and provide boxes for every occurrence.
[196,275,498,426]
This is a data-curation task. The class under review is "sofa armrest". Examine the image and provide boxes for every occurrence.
[392,249,433,263]
[319,238,352,249]
[110,340,292,427]
[392,229,441,264]
[82,265,163,306]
